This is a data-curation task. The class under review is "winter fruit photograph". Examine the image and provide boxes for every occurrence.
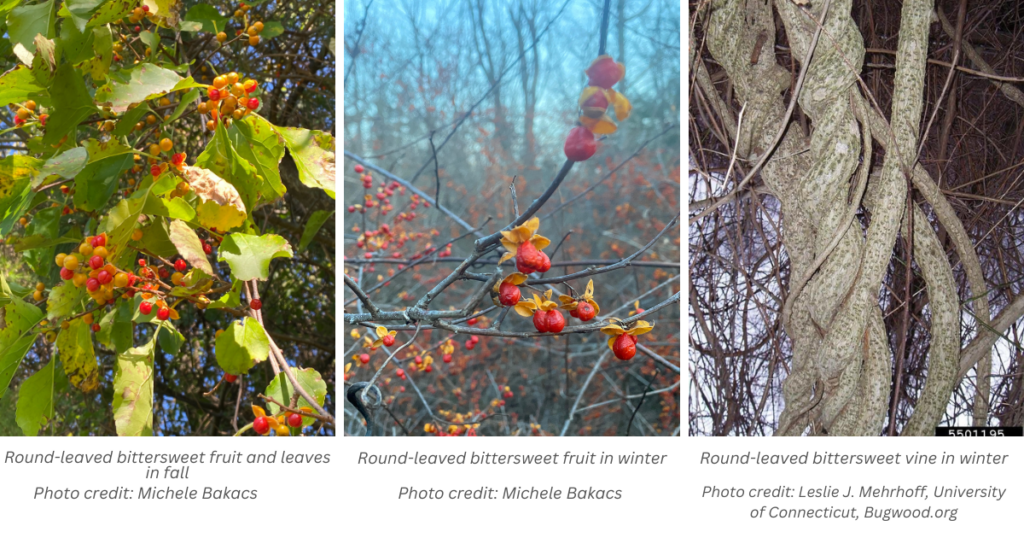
[0,0,336,436]
[343,0,680,436]
[689,0,1024,436]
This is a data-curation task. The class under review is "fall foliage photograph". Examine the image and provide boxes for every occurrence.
[690,0,1024,436]
[343,0,681,437]
[0,0,336,436]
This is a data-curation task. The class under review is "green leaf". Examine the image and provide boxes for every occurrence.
[215,317,269,375]
[111,298,133,352]
[260,20,284,39]
[155,321,183,355]
[195,124,261,211]
[228,114,285,202]
[43,62,97,146]
[162,87,199,125]
[265,367,327,425]
[143,193,195,221]
[56,317,98,391]
[98,187,148,266]
[136,216,177,258]
[94,63,183,112]
[299,210,332,252]
[59,11,94,64]
[0,154,44,237]
[112,335,155,436]
[80,25,112,81]
[276,126,336,198]
[22,206,59,278]
[73,138,134,212]
[168,219,213,274]
[40,146,88,179]
[15,358,56,436]
[0,66,45,108]
[12,232,80,252]
[8,0,56,55]
[208,278,241,310]
[138,30,158,57]
[113,103,152,136]
[0,288,45,400]
[84,0,133,29]
[218,233,293,281]
[45,280,85,320]
[141,0,181,29]
[184,4,227,34]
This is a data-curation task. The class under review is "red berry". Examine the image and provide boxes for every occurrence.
[208,88,221,101]
[359,353,370,364]
[142,5,149,11]
[287,413,303,428]
[224,373,238,383]
[414,355,423,365]
[537,252,551,273]
[533,310,549,333]
[348,206,356,213]
[470,335,479,343]
[203,242,213,254]
[138,259,147,267]
[89,255,104,269]
[467,318,477,326]
[157,307,170,320]
[133,25,140,32]
[247,97,259,109]
[585,56,625,89]
[86,278,100,291]
[174,259,187,272]
[569,308,580,318]
[60,267,74,280]
[613,333,637,361]
[250,298,262,310]
[443,354,452,363]
[544,309,565,333]
[151,165,161,177]
[515,240,545,274]
[158,267,170,279]
[354,164,364,173]
[396,368,405,377]
[465,341,475,350]
[575,301,596,321]
[382,334,395,347]
[139,302,153,315]
[172,153,186,166]
[92,235,106,247]
[253,416,270,435]
[97,270,112,284]
[498,281,521,306]
[425,365,433,373]
[564,126,597,162]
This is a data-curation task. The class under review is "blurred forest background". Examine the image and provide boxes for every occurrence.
[343,0,681,436]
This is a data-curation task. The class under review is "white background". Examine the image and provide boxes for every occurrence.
[1,3,1020,538]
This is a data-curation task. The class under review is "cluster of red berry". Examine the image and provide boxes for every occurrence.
[200,72,260,130]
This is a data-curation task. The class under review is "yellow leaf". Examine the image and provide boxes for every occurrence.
[196,199,246,232]
[375,326,388,338]
[579,113,617,135]
[514,303,535,317]
[530,234,551,250]
[607,89,632,121]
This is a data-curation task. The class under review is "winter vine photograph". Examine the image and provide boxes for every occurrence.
[689,0,1024,436]
[343,0,681,437]
[0,0,336,436]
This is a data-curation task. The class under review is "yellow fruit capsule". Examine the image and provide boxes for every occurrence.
[227,72,239,85]
[25,100,37,110]
[16,108,30,120]
[253,21,264,33]
[94,246,109,259]
[55,253,66,266]
[213,75,227,89]
[63,255,79,270]
[73,273,87,287]
[33,290,42,301]
[159,97,171,107]
[82,312,93,325]
[216,32,227,43]
[159,138,173,152]
[146,114,157,124]
[207,120,216,131]
[248,35,259,46]
[113,272,129,288]
[36,282,45,291]
[149,143,160,156]
[171,272,184,285]
[131,229,143,241]
[79,242,93,256]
